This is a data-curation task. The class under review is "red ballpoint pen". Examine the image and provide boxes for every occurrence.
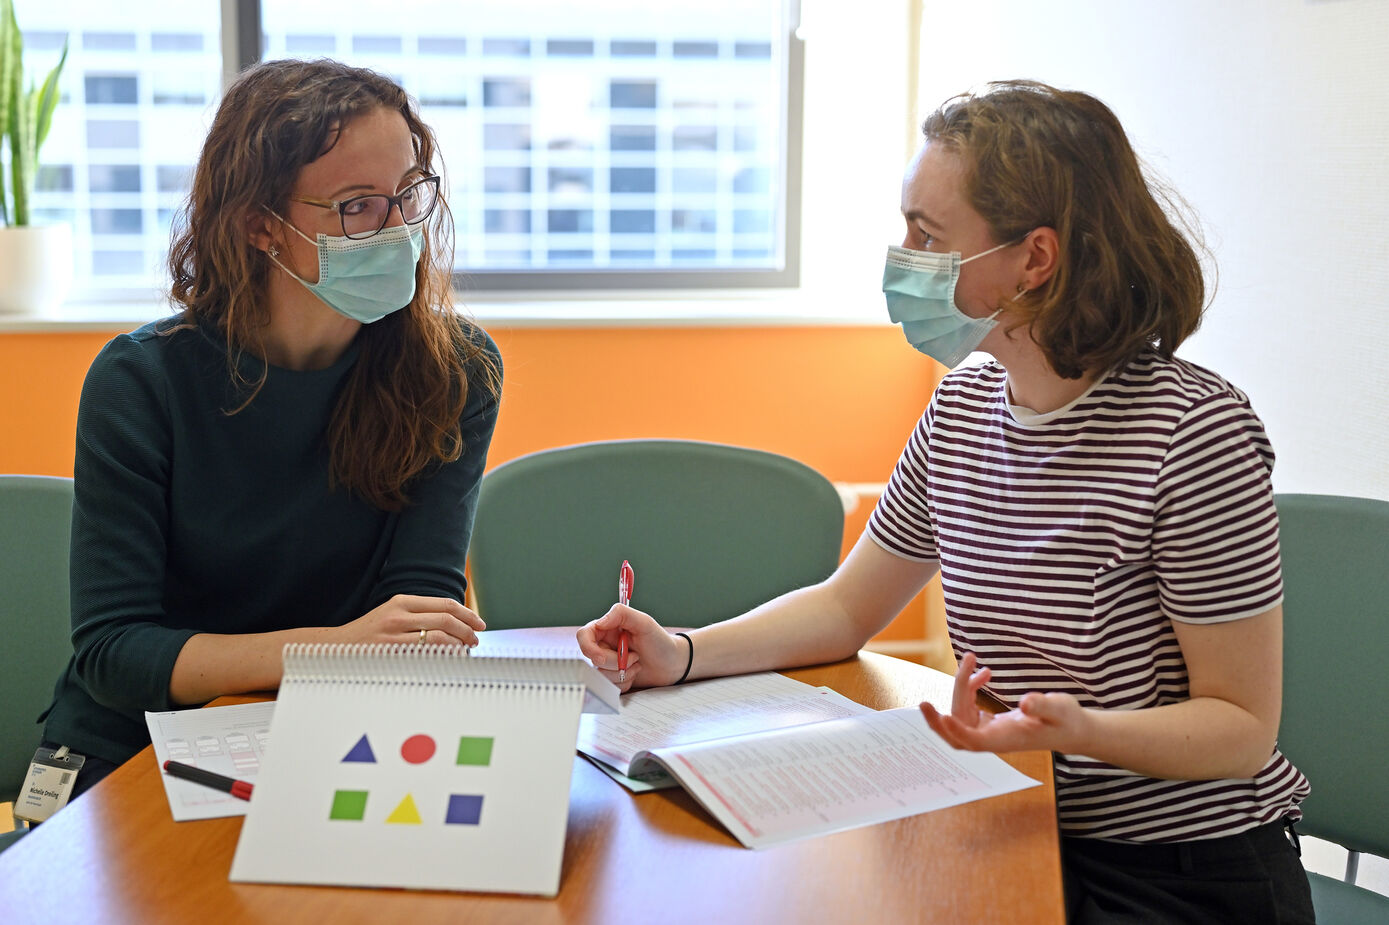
[618,559,634,683]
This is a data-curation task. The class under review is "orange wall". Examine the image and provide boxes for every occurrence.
[0,324,938,478]
[486,325,934,482]
[0,331,106,475]
[0,323,947,659]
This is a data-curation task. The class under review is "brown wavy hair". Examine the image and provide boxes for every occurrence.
[922,80,1210,379]
[166,59,499,510]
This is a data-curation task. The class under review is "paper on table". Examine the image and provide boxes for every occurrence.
[651,706,1040,849]
[576,672,875,785]
[144,701,275,820]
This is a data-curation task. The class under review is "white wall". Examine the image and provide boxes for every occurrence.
[913,0,1389,501]
[795,0,915,315]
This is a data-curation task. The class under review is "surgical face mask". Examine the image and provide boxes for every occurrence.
[882,240,1018,368]
[267,213,424,324]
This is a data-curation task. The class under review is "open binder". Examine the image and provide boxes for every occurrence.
[229,643,618,896]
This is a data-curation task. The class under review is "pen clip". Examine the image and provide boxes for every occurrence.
[618,559,634,607]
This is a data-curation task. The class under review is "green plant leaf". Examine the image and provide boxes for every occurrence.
[32,37,65,149]
[0,0,18,225]
[12,81,37,226]
[0,3,67,228]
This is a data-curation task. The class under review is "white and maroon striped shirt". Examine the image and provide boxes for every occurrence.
[866,350,1309,842]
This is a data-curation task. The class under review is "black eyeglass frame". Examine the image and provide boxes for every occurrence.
[290,175,441,240]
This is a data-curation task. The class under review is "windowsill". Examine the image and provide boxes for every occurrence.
[0,289,890,332]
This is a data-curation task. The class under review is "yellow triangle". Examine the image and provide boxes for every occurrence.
[385,793,422,825]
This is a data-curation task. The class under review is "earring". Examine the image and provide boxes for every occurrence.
[268,246,280,258]
[1016,283,1027,294]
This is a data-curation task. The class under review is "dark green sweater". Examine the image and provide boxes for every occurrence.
[42,317,501,765]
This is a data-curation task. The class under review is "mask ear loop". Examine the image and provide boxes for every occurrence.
[263,208,319,286]
[267,208,320,248]
[983,282,1027,325]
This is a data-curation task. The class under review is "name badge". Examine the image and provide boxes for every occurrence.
[14,746,87,824]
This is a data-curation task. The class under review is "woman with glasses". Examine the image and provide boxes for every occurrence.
[580,80,1314,923]
[39,59,501,798]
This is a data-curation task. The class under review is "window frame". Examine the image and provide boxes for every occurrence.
[226,0,804,293]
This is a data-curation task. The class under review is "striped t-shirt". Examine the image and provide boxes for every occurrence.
[866,350,1309,842]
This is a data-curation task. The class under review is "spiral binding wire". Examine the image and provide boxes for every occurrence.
[280,642,593,692]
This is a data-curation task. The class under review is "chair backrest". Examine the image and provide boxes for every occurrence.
[0,475,75,801]
[469,440,845,630]
[1275,492,1389,858]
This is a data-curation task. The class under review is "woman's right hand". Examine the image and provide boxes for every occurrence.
[577,604,688,692]
[331,593,485,647]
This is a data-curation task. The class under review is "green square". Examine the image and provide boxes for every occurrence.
[455,736,494,766]
[329,789,368,821]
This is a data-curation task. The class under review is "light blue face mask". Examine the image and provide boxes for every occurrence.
[268,213,424,324]
[882,240,1019,368]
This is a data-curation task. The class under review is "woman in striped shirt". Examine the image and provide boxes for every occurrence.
[579,80,1313,924]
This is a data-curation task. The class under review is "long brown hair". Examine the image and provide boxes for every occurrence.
[922,80,1210,379]
[166,59,499,510]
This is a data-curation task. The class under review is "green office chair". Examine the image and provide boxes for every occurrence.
[0,475,75,852]
[469,439,845,630]
[1275,493,1389,922]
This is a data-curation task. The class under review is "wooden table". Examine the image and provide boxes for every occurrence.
[0,629,1063,924]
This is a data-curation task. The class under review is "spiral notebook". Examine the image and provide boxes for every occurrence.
[229,644,618,896]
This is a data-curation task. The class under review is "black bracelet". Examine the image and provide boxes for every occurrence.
[674,632,694,684]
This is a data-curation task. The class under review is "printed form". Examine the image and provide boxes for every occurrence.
[577,672,874,789]
[658,706,1040,848]
[144,701,275,820]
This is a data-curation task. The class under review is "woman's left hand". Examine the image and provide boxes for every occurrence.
[919,652,1092,755]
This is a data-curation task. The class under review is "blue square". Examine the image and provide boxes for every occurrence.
[445,793,483,825]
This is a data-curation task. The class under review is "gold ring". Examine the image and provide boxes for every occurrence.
[418,628,427,645]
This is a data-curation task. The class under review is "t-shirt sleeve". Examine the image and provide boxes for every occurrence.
[69,333,199,717]
[1152,390,1283,624]
[370,328,502,605]
[865,403,941,562]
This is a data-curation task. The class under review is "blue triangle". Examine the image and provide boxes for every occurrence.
[342,734,376,763]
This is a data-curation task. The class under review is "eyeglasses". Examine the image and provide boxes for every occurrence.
[291,175,441,240]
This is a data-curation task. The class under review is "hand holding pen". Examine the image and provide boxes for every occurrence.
[618,559,634,683]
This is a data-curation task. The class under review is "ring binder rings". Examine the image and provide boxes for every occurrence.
[229,644,618,896]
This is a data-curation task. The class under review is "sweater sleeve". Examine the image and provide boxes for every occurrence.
[369,329,503,605]
[68,333,200,717]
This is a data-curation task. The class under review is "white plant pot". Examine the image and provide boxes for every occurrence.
[0,223,75,315]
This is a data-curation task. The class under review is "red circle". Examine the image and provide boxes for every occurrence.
[400,734,436,764]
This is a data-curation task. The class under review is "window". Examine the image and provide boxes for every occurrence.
[84,75,139,105]
[88,165,142,193]
[484,209,530,234]
[547,40,594,57]
[609,80,658,109]
[610,167,656,194]
[19,0,220,295]
[611,210,655,234]
[483,79,531,108]
[610,125,656,151]
[484,167,531,194]
[20,0,802,300]
[155,165,193,192]
[150,33,204,52]
[37,165,75,193]
[91,208,144,234]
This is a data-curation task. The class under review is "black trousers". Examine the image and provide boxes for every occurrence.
[1062,819,1317,924]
